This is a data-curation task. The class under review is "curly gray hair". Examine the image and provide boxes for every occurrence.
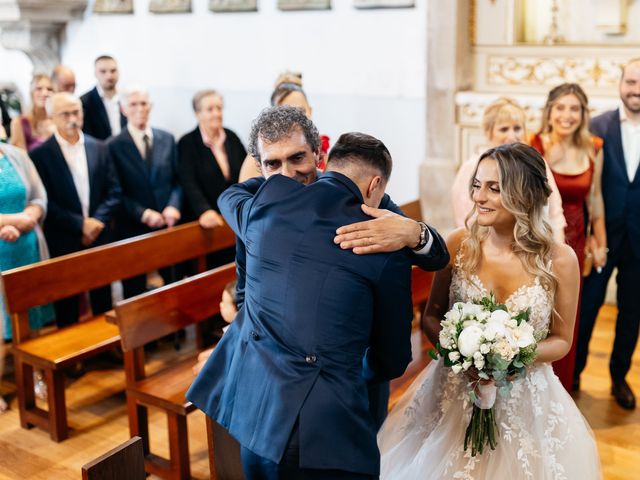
[248,106,320,164]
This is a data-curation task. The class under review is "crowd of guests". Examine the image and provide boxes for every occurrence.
[0,54,639,418]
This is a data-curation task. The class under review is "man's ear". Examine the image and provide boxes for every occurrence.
[366,175,382,199]
[314,150,321,167]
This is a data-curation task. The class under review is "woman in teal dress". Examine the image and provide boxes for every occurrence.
[0,142,54,412]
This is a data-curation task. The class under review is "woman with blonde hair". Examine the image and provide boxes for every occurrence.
[451,97,565,242]
[10,74,55,151]
[530,83,606,391]
[379,143,600,479]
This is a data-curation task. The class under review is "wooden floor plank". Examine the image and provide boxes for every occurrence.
[0,305,637,479]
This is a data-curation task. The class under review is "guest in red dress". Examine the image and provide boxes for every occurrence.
[239,72,330,181]
[530,83,607,392]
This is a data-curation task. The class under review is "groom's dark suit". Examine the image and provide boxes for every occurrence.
[187,172,414,477]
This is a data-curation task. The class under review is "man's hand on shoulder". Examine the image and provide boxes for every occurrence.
[334,204,421,254]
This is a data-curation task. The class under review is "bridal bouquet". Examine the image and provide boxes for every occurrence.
[430,294,546,456]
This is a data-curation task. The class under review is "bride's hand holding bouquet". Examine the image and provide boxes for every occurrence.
[430,294,547,456]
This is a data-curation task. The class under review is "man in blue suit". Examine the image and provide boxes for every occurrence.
[31,92,120,327]
[108,87,181,298]
[188,116,414,478]
[80,55,126,140]
[576,58,640,409]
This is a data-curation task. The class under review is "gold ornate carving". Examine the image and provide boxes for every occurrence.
[487,56,623,87]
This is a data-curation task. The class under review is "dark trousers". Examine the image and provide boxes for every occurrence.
[53,285,112,328]
[576,235,640,382]
[240,420,377,480]
[368,382,390,431]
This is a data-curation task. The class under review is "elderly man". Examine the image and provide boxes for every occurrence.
[576,58,640,410]
[51,65,76,94]
[108,87,181,298]
[30,92,120,327]
[80,55,126,140]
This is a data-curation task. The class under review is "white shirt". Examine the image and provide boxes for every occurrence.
[127,123,153,159]
[97,85,122,136]
[619,104,640,182]
[55,130,90,217]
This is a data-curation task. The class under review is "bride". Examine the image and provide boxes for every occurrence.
[379,143,601,479]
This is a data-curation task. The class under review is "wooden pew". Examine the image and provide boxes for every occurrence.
[1,221,235,442]
[400,199,422,222]
[114,263,236,480]
[81,436,146,480]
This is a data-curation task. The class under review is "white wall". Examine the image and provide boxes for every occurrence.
[34,0,422,203]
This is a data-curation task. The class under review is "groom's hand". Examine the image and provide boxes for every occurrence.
[334,204,421,254]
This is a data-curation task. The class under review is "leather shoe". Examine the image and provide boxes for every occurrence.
[611,380,636,410]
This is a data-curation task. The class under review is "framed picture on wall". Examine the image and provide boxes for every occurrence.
[354,0,414,8]
[94,0,134,13]
[210,0,258,12]
[278,0,331,11]
[150,0,192,13]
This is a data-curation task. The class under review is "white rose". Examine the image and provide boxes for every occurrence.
[513,322,536,348]
[473,351,484,361]
[489,309,511,324]
[463,319,479,329]
[480,343,490,354]
[483,321,507,342]
[458,325,484,358]
[474,358,485,370]
[451,364,463,374]
[445,309,461,323]
[448,351,461,362]
[462,303,478,318]
[462,360,472,370]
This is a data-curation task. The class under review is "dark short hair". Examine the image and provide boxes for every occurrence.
[327,132,393,181]
[248,106,320,163]
[94,55,116,65]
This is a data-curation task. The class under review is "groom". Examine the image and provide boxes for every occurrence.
[188,119,415,478]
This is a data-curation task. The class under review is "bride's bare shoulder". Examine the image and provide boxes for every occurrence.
[551,242,579,278]
[444,227,468,268]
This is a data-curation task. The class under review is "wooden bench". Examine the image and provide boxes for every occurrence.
[1,221,235,442]
[400,199,423,223]
[114,263,236,480]
[81,436,146,480]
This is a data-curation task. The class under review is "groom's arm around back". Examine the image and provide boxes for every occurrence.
[364,252,414,382]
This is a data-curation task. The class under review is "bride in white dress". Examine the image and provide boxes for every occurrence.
[379,143,601,479]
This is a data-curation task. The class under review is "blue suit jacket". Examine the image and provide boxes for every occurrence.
[591,109,640,257]
[108,127,181,238]
[80,87,127,140]
[187,172,414,475]
[30,134,121,257]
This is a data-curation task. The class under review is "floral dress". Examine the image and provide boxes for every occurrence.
[378,251,601,479]
[0,155,54,339]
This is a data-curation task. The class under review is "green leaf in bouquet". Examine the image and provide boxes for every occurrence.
[428,349,440,361]
[513,359,524,369]
[513,308,530,325]
[478,371,490,380]
[492,369,507,382]
[487,353,509,371]
[469,390,478,404]
[499,385,512,397]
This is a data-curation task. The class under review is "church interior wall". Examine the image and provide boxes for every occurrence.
[0,0,429,204]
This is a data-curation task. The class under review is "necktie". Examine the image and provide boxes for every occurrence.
[142,134,152,166]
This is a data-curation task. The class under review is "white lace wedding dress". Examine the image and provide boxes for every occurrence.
[378,255,601,479]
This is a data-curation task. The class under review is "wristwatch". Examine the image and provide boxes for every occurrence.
[413,221,429,251]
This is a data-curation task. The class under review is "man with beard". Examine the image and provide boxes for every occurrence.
[575,58,640,409]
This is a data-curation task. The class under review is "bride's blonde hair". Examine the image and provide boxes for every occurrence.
[462,143,558,297]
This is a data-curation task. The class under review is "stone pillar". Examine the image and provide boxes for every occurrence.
[0,0,87,73]
[420,0,472,233]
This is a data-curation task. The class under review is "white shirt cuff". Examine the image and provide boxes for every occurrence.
[414,227,433,255]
